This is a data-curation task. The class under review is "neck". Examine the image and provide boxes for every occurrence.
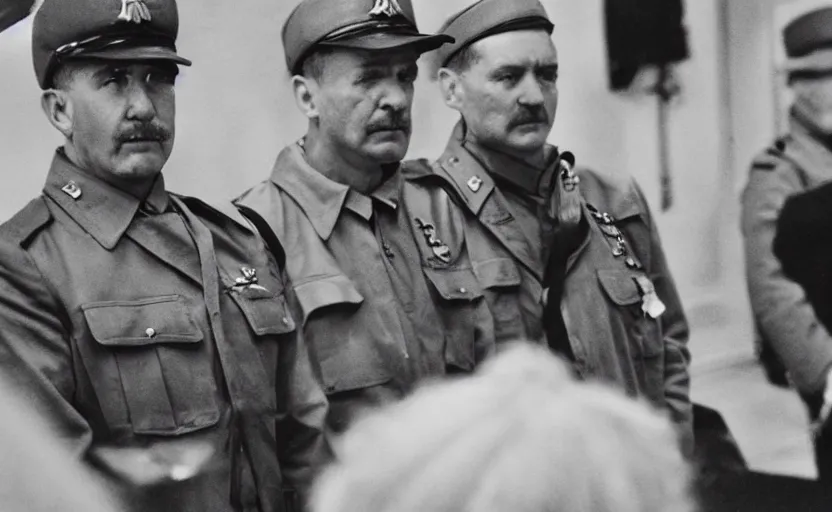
[302,132,388,194]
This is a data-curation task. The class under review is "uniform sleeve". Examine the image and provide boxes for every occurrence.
[741,165,832,393]
[273,266,329,511]
[634,183,693,453]
[0,236,93,455]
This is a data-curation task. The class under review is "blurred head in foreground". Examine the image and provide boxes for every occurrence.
[312,343,693,512]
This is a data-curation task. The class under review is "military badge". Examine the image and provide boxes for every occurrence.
[369,0,406,18]
[234,267,269,292]
[61,181,82,200]
[118,0,152,24]
[415,218,452,264]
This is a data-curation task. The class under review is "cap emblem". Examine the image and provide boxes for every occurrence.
[118,0,152,24]
[369,0,405,18]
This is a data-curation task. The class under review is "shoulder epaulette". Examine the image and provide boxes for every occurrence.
[0,197,52,247]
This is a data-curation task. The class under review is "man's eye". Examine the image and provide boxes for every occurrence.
[538,69,558,82]
[496,73,520,84]
[147,70,177,85]
[104,69,129,86]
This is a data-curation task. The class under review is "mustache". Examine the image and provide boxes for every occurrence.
[509,107,549,128]
[116,123,172,144]
[366,113,411,134]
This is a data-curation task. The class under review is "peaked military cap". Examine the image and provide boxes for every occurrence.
[33,0,191,89]
[433,0,554,71]
[283,0,454,75]
[782,6,832,73]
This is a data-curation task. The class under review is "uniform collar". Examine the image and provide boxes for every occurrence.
[42,150,169,250]
[269,142,401,240]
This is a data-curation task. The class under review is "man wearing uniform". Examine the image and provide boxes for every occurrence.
[235,0,519,434]
[0,0,326,510]
[414,0,692,449]
[743,6,832,480]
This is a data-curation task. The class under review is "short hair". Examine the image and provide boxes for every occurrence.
[443,44,480,74]
[299,48,335,81]
[312,343,694,512]
[50,61,84,90]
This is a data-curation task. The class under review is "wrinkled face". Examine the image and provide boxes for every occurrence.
[446,30,558,157]
[53,59,177,188]
[307,48,419,165]
[792,70,832,136]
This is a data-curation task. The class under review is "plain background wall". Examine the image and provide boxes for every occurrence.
[0,0,744,307]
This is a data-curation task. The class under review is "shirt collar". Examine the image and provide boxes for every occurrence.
[269,142,401,239]
[42,150,169,250]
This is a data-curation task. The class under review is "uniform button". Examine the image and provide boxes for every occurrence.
[145,328,156,338]
[448,156,460,165]
[459,287,468,294]
[282,317,290,326]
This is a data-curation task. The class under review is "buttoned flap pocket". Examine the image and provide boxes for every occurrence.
[294,274,364,325]
[596,269,662,358]
[84,295,203,346]
[81,295,220,436]
[228,285,296,335]
[423,267,484,301]
[472,258,522,290]
[597,269,641,306]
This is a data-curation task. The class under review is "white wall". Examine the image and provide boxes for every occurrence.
[0,0,730,302]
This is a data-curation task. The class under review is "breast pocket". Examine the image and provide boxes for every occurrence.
[81,295,220,436]
[473,258,525,342]
[294,275,393,394]
[597,269,665,401]
[423,266,485,372]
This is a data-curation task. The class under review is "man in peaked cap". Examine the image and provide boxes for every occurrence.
[0,0,327,510]
[236,0,530,436]
[743,4,832,481]
[406,0,692,452]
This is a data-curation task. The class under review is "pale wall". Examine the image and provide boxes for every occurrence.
[0,0,729,301]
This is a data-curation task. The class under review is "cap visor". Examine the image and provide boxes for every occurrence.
[318,32,454,55]
[79,45,192,67]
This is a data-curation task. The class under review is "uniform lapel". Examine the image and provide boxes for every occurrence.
[126,209,203,286]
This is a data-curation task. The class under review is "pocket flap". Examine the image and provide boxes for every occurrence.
[473,258,522,289]
[597,269,641,306]
[82,295,203,347]
[229,286,296,335]
[294,275,364,324]
[423,267,483,301]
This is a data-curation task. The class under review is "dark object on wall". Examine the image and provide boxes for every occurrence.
[604,0,690,90]
[0,0,34,33]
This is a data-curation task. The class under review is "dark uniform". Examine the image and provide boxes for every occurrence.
[0,1,326,511]
[421,0,693,450]
[237,0,531,434]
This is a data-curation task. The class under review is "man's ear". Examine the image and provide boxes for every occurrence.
[292,75,319,120]
[41,89,73,139]
[437,67,464,112]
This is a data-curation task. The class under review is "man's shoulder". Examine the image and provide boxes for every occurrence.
[578,168,646,220]
[749,136,795,174]
[0,196,53,248]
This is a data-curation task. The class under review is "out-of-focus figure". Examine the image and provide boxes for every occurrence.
[0,373,121,512]
[407,0,692,452]
[311,344,694,512]
[741,5,832,480]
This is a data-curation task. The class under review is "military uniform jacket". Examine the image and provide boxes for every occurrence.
[407,133,693,447]
[0,152,327,512]
[742,114,832,394]
[235,144,513,434]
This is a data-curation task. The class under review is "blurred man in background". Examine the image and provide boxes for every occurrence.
[0,0,326,510]
[742,5,832,480]
[311,344,694,512]
[410,0,692,451]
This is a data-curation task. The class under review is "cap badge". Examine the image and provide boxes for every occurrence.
[118,0,152,24]
[369,0,405,18]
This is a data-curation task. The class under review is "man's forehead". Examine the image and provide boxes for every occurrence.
[472,29,557,63]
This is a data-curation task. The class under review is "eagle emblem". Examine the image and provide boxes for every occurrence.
[118,0,152,23]
[368,0,406,18]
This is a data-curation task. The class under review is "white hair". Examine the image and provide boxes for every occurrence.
[312,343,694,512]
